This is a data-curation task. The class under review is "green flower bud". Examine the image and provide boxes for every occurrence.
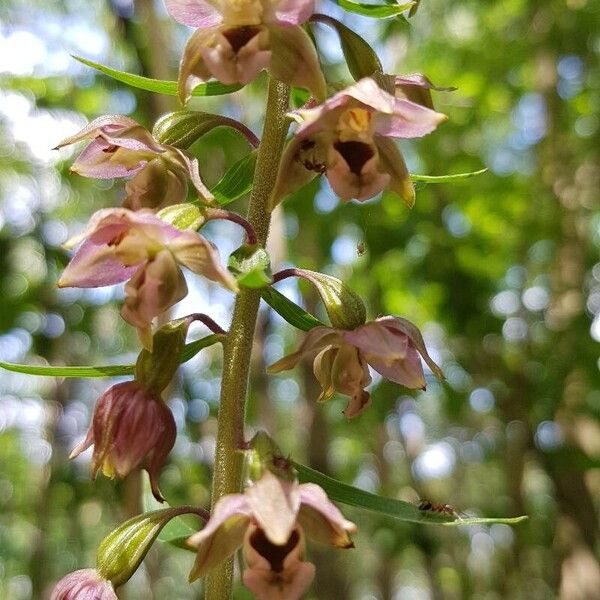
[295,269,367,330]
[153,111,259,149]
[97,507,205,587]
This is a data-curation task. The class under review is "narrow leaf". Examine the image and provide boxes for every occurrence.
[0,334,223,379]
[295,462,528,526]
[335,0,415,18]
[211,152,257,206]
[73,55,242,97]
[261,288,325,332]
[0,361,134,378]
[410,168,488,183]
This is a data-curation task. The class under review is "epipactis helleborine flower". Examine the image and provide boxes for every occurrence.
[55,115,213,209]
[268,316,444,418]
[273,77,447,207]
[188,470,356,600]
[50,568,117,600]
[58,208,237,339]
[70,380,176,502]
[165,0,326,102]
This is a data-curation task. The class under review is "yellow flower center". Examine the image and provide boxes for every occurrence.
[336,108,374,143]
[220,0,264,26]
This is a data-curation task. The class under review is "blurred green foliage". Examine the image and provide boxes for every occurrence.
[0,0,598,599]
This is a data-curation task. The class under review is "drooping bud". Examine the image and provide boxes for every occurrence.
[50,569,116,600]
[97,507,206,587]
[289,269,367,330]
[153,110,259,149]
[70,381,176,501]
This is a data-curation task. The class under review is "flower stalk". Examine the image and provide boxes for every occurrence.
[204,77,291,600]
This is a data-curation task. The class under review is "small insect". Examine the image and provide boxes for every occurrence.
[356,241,366,256]
[418,499,460,519]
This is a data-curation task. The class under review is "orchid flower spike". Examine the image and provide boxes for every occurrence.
[164,0,326,102]
[55,115,213,209]
[188,470,356,600]
[268,316,444,418]
[50,569,117,600]
[58,208,237,341]
[70,380,176,502]
[273,77,448,207]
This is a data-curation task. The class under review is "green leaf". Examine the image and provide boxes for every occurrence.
[295,462,528,526]
[410,168,488,183]
[228,245,272,289]
[335,0,415,18]
[0,334,223,379]
[0,361,134,378]
[211,152,257,206]
[311,14,383,81]
[73,55,242,97]
[261,288,325,332]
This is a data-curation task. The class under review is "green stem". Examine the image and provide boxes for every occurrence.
[203,78,291,600]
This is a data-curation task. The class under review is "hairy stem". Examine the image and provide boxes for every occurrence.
[204,78,291,600]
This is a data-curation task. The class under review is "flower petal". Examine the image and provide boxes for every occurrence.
[121,250,188,328]
[271,0,315,26]
[326,144,390,202]
[168,231,238,291]
[268,25,326,100]
[163,0,223,28]
[374,136,415,207]
[344,320,409,362]
[267,327,342,374]
[245,470,301,546]
[365,348,426,389]
[243,526,315,600]
[377,316,444,379]
[187,494,252,581]
[50,568,117,600]
[58,241,141,288]
[298,484,357,548]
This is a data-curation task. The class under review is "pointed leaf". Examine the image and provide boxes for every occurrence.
[334,0,415,18]
[295,462,528,526]
[211,152,257,206]
[0,334,223,379]
[261,288,325,332]
[73,55,242,97]
[410,168,488,183]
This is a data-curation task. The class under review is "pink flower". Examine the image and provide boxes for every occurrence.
[268,316,444,418]
[393,73,455,110]
[273,77,447,206]
[55,115,212,209]
[58,208,237,335]
[188,470,356,599]
[50,569,117,600]
[70,381,176,501]
[165,0,325,102]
